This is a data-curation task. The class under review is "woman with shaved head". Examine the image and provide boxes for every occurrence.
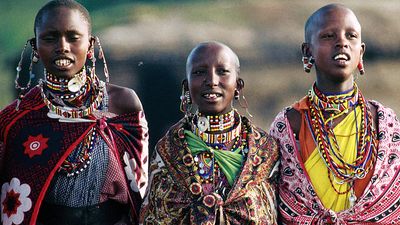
[270,4,400,224]
[140,41,279,224]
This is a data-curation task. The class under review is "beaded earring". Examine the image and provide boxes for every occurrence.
[96,37,109,83]
[234,89,240,100]
[235,79,253,118]
[357,59,365,75]
[302,56,314,73]
[237,91,253,118]
[88,36,110,83]
[14,38,36,110]
[180,85,192,117]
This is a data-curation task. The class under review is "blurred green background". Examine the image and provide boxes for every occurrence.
[1,0,399,150]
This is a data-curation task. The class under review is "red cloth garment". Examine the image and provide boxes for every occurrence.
[0,86,148,225]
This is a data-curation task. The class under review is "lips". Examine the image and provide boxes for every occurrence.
[333,53,350,61]
[54,58,72,67]
[54,56,74,69]
[202,93,222,100]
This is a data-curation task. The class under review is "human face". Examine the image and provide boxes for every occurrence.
[305,7,365,91]
[187,45,238,116]
[35,7,91,79]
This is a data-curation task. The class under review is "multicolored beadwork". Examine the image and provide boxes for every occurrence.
[41,68,105,119]
[59,127,97,176]
[306,83,377,186]
[192,110,240,144]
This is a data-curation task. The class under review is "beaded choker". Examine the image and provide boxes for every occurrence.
[45,67,87,93]
[191,110,241,145]
[41,69,105,119]
[193,110,235,132]
[307,83,377,184]
[310,83,358,115]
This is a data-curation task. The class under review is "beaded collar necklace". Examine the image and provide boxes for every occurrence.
[306,83,377,186]
[41,69,105,119]
[310,83,358,115]
[45,67,87,93]
[191,110,241,145]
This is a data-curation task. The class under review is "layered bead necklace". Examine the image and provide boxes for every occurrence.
[40,67,105,119]
[186,110,248,198]
[306,83,377,204]
[59,127,97,177]
[191,110,240,146]
[41,67,104,176]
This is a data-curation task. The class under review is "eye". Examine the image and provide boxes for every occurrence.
[41,35,56,42]
[217,68,230,75]
[347,32,358,39]
[192,69,206,76]
[320,33,334,39]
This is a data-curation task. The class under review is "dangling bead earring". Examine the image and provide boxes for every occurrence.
[96,36,109,83]
[236,89,253,118]
[180,86,192,117]
[15,38,36,110]
[358,59,365,75]
[234,89,240,100]
[302,56,314,73]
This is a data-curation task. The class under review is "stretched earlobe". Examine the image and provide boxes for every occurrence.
[301,42,311,57]
[236,78,245,91]
[29,38,37,50]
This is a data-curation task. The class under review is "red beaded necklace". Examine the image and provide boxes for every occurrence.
[306,83,377,185]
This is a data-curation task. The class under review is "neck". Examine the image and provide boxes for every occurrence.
[315,76,354,94]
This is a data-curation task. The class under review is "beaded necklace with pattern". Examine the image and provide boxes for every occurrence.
[182,113,249,199]
[307,83,377,185]
[41,67,105,119]
[59,127,97,177]
[45,67,87,93]
[191,110,240,145]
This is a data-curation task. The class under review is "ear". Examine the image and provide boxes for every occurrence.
[236,78,244,91]
[88,36,96,51]
[301,42,311,57]
[182,79,189,91]
[360,42,366,58]
[30,38,37,51]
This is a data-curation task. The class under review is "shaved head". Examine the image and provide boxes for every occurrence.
[186,41,240,77]
[304,4,361,43]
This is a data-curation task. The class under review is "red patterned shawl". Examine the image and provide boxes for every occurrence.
[0,86,148,225]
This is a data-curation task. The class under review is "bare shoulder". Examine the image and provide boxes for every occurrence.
[286,107,301,137]
[106,83,143,115]
[367,101,378,131]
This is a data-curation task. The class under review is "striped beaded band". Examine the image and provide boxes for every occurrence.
[41,80,105,119]
[45,67,86,92]
[192,110,241,144]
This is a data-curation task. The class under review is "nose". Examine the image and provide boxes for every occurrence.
[335,33,349,49]
[56,37,70,53]
[204,70,219,87]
